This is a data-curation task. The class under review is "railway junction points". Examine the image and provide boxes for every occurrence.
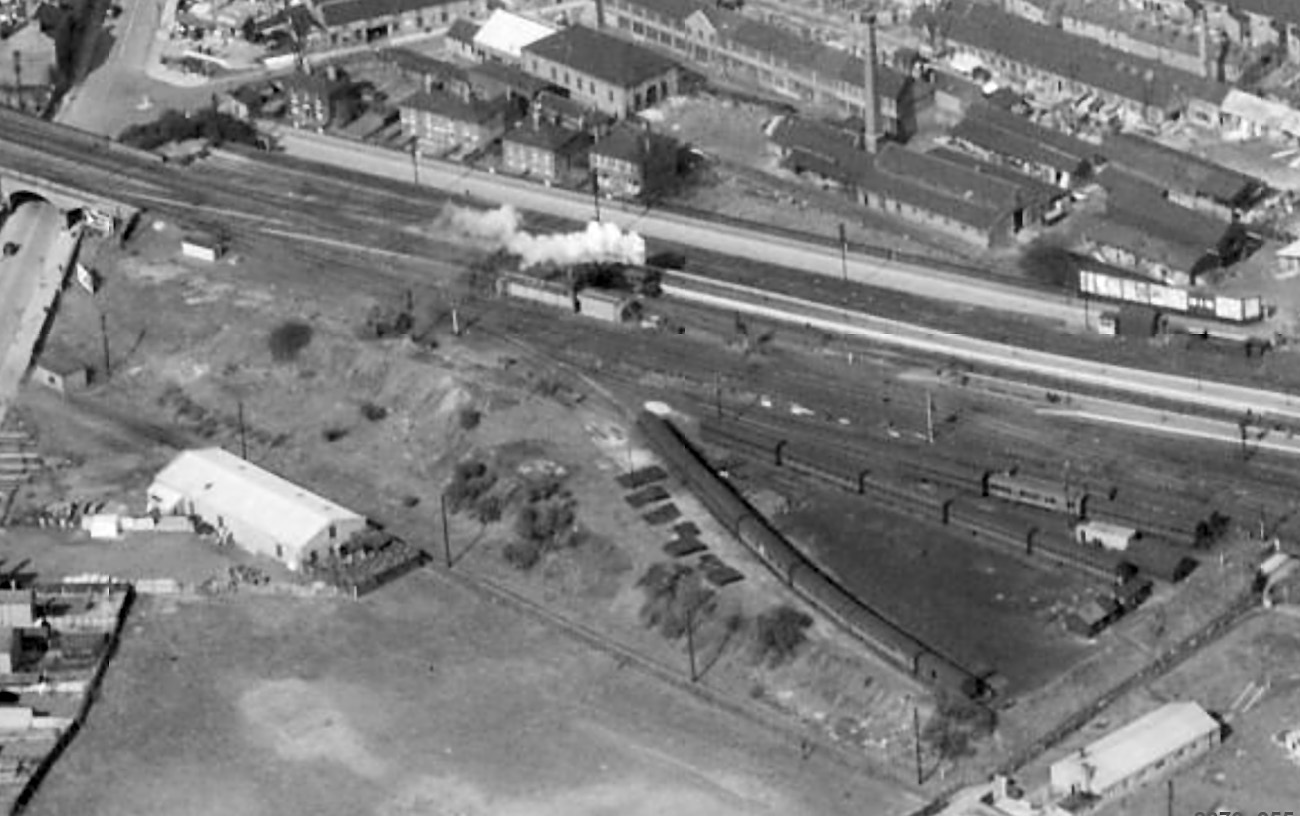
[4,66,1300,816]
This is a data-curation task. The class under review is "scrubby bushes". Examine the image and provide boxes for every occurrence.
[923,691,998,760]
[443,459,497,514]
[118,108,264,151]
[458,407,481,430]
[636,562,716,640]
[752,605,812,668]
[502,475,578,570]
[268,320,313,362]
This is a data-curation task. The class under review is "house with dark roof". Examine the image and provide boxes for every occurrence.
[534,89,614,133]
[398,88,510,156]
[768,117,1024,247]
[503,113,592,183]
[606,0,922,140]
[949,103,1102,188]
[311,0,485,48]
[590,122,679,198]
[941,0,1230,127]
[1101,131,1266,217]
[280,69,353,129]
[522,25,679,118]
[446,17,480,59]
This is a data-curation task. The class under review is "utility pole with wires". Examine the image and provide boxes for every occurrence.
[98,312,111,381]
[440,494,452,568]
[912,705,924,786]
[237,399,248,460]
[925,391,935,444]
[686,604,698,682]
[591,172,602,222]
[410,142,420,186]
[838,222,848,281]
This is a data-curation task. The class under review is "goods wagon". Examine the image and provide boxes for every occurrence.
[1078,264,1264,324]
[635,411,994,699]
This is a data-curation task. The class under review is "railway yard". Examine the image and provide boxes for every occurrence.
[5,108,1300,815]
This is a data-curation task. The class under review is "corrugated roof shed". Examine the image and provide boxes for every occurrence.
[942,0,1228,111]
[949,116,1082,174]
[1061,702,1218,793]
[318,0,462,28]
[1102,131,1264,206]
[524,25,677,88]
[472,9,554,59]
[928,147,1066,205]
[151,448,363,555]
[876,143,1023,211]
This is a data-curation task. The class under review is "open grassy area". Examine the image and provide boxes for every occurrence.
[25,579,923,816]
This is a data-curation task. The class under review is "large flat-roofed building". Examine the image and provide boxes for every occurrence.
[522,25,679,118]
[1050,702,1220,803]
[147,448,368,571]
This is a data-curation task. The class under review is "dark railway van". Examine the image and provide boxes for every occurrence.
[983,471,1087,516]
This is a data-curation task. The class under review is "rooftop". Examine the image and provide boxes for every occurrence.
[591,122,678,163]
[949,116,1084,174]
[447,16,479,43]
[1102,169,1235,246]
[965,102,1106,164]
[1232,0,1300,27]
[152,448,363,554]
[928,147,1067,205]
[876,143,1024,211]
[1054,702,1219,793]
[466,59,552,95]
[397,88,508,122]
[941,0,1229,111]
[317,0,463,28]
[1102,131,1265,206]
[504,119,590,151]
[524,24,677,88]
[472,9,554,59]
[381,48,467,81]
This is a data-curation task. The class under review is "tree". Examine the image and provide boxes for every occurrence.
[267,320,313,362]
[752,605,812,667]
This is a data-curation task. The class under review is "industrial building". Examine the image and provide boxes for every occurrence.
[310,0,487,48]
[468,9,554,64]
[1050,701,1220,804]
[522,25,679,119]
[942,0,1229,127]
[1100,131,1266,217]
[607,0,920,142]
[947,102,1103,189]
[147,448,368,571]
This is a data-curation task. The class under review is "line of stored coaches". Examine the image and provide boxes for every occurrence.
[698,416,1199,585]
[636,411,1001,700]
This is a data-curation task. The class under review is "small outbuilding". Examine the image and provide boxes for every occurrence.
[180,233,224,263]
[1050,702,1221,803]
[1075,520,1138,552]
[147,447,367,570]
[30,352,89,395]
[576,288,634,323]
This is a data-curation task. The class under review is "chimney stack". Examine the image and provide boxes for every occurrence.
[860,13,881,153]
[595,0,606,29]
[422,71,433,94]
[1198,10,1212,80]
[532,104,541,130]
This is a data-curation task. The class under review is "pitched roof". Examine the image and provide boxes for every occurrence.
[466,59,552,96]
[524,24,677,87]
[1220,89,1300,137]
[591,122,678,163]
[472,9,555,59]
[949,116,1083,174]
[617,0,908,100]
[1058,702,1218,793]
[382,48,467,81]
[151,448,363,555]
[317,0,463,28]
[942,0,1229,110]
[928,147,1067,205]
[447,17,480,43]
[1084,218,1211,272]
[398,88,508,123]
[770,117,1009,232]
[875,143,1023,211]
[504,120,590,151]
[965,102,1106,165]
[1101,131,1264,206]
[536,88,613,125]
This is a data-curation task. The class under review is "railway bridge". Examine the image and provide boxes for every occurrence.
[0,167,140,232]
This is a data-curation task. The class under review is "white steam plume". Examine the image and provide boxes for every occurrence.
[442,204,646,268]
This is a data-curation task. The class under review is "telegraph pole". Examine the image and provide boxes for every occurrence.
[237,399,247,460]
[591,172,602,222]
[410,142,420,186]
[925,391,935,444]
[440,494,452,568]
[912,705,924,785]
[838,222,848,281]
[98,312,111,381]
[686,604,698,682]
[714,373,722,419]
[1166,779,1174,816]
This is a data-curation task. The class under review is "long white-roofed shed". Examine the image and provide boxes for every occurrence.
[147,448,367,570]
[1050,701,1220,803]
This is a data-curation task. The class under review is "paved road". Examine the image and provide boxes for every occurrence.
[662,272,1300,423]
[268,128,1087,328]
[0,202,81,426]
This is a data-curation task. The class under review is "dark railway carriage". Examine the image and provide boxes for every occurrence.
[737,514,801,580]
[983,471,1088,516]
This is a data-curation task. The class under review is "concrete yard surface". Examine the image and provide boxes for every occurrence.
[24,574,923,816]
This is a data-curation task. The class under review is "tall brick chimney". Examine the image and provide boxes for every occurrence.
[861,13,881,153]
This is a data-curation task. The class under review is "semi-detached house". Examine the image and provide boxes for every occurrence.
[398,88,510,156]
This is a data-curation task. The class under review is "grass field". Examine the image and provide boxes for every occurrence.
[24,577,924,816]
